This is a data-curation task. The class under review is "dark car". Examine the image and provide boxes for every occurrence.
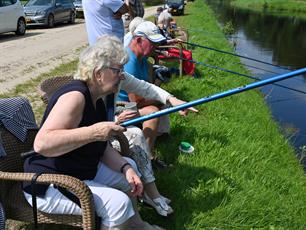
[73,0,83,18]
[164,0,185,16]
[24,0,76,28]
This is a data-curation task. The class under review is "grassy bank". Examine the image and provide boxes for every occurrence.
[151,0,306,229]
[231,0,306,19]
[1,0,306,229]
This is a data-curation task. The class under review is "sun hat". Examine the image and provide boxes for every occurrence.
[134,21,166,43]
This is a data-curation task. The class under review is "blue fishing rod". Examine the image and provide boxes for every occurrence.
[182,41,291,71]
[121,68,306,127]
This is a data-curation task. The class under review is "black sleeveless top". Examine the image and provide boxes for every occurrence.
[23,80,107,196]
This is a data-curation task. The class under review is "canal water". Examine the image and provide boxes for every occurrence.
[204,0,306,169]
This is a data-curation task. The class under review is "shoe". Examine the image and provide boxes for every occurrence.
[160,195,171,204]
[143,193,174,217]
[151,157,168,170]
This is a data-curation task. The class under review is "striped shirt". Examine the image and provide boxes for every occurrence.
[0,97,37,157]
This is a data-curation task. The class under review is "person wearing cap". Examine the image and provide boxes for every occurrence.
[117,21,198,168]
[124,16,145,47]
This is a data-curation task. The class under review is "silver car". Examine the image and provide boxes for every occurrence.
[0,0,26,35]
[24,0,76,28]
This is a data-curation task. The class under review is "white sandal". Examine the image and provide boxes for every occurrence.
[160,195,171,204]
[143,193,174,217]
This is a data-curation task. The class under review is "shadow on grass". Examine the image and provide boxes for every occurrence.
[141,163,237,230]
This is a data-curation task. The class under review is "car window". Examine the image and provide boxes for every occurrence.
[167,0,183,3]
[0,0,17,7]
[61,0,72,4]
[26,0,54,6]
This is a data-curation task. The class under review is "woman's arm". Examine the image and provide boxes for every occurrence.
[34,91,125,157]
[102,143,143,196]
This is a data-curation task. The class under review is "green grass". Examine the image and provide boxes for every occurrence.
[2,0,306,229]
[147,1,306,229]
[231,0,306,20]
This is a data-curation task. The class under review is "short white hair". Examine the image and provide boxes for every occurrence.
[129,17,145,34]
[74,35,129,81]
[158,11,172,26]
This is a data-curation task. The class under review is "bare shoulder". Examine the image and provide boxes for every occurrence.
[57,91,85,108]
[45,91,86,129]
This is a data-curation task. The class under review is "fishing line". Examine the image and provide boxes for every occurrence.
[186,28,242,39]
[268,96,302,104]
[235,62,306,85]
[182,41,291,71]
[121,68,306,127]
[233,62,283,75]
[156,50,306,95]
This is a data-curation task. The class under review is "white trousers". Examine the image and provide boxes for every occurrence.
[24,157,140,227]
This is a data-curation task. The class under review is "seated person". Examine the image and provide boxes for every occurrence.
[118,21,198,169]
[154,6,164,25]
[23,35,164,230]
[157,8,173,37]
[156,12,195,76]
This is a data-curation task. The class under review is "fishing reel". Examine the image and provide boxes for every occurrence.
[153,65,179,83]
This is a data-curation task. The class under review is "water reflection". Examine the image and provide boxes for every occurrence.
[205,0,306,169]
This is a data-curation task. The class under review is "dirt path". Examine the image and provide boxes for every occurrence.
[0,6,159,94]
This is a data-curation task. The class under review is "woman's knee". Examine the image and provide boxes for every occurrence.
[94,188,134,227]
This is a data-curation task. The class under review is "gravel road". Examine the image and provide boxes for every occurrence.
[0,6,158,94]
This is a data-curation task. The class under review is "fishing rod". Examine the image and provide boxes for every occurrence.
[155,50,306,95]
[121,68,306,127]
[182,41,291,71]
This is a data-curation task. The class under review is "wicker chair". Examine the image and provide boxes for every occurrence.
[0,127,96,229]
[38,75,74,105]
[0,97,130,229]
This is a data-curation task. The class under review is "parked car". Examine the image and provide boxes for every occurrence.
[0,0,26,35]
[24,0,76,28]
[164,0,185,16]
[72,0,82,18]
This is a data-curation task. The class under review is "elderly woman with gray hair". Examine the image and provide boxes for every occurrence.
[23,35,164,230]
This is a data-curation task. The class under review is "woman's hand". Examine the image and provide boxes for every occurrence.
[168,96,199,116]
[123,166,143,197]
[117,110,140,123]
[91,122,126,141]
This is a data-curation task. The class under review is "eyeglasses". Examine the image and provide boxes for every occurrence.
[108,66,124,75]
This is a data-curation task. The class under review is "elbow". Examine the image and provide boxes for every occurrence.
[33,139,44,155]
[33,135,50,156]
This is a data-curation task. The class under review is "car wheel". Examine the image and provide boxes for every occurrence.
[69,11,76,24]
[47,14,54,28]
[15,18,26,35]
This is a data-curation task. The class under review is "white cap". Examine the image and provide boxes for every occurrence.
[134,21,166,43]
